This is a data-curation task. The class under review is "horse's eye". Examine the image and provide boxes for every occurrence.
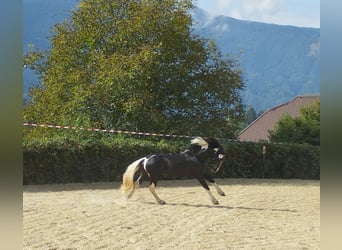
[218,154,224,159]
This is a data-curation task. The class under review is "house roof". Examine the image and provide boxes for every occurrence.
[238,95,320,142]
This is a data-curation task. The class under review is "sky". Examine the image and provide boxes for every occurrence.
[196,0,320,28]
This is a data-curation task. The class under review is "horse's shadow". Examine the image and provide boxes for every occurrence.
[144,201,298,213]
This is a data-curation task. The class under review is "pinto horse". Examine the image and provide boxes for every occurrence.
[121,137,226,205]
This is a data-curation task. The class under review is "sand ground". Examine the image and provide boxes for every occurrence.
[23,178,320,249]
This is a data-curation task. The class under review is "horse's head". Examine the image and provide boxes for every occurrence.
[189,137,226,173]
[206,138,226,173]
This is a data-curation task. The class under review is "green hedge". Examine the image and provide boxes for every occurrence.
[23,137,185,184]
[218,141,320,179]
[23,138,320,184]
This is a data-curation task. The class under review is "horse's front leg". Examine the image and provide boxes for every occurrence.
[204,175,225,196]
[197,178,219,205]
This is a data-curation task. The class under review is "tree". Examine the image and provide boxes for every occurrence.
[245,107,257,125]
[269,100,320,145]
[24,0,245,140]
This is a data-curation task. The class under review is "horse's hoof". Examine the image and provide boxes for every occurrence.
[212,199,219,205]
[158,200,166,205]
[220,192,226,196]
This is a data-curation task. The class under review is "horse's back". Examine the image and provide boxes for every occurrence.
[144,153,203,178]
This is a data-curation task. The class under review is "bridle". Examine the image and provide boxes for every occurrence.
[211,147,225,173]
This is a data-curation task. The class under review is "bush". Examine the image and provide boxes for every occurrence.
[23,137,320,184]
[23,136,185,184]
[218,141,319,179]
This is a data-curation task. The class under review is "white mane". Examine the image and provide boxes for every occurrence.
[191,137,208,149]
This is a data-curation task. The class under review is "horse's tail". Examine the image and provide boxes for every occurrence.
[121,157,145,199]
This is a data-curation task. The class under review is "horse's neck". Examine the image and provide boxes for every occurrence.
[187,144,202,154]
[196,149,212,162]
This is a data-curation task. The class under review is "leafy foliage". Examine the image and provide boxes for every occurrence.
[220,141,319,179]
[24,0,245,141]
[244,107,257,125]
[23,138,320,184]
[269,100,320,145]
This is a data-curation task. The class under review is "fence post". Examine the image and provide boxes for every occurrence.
[262,145,266,178]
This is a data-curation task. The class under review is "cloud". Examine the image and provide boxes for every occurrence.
[214,23,229,32]
[196,0,320,28]
[241,0,283,15]
[199,0,285,20]
[229,0,286,23]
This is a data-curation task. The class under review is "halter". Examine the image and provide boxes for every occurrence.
[211,147,225,173]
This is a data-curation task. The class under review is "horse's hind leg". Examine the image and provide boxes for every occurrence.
[204,175,225,196]
[197,178,219,205]
[148,181,166,205]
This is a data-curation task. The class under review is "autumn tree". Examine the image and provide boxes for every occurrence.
[269,100,320,145]
[24,0,245,140]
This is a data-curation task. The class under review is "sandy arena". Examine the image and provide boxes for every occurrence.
[23,178,320,249]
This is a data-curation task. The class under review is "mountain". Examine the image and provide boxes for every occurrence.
[191,8,319,112]
[23,1,320,112]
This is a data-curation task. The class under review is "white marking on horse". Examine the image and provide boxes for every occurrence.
[143,155,156,177]
[205,189,219,205]
[143,157,149,175]
[149,183,165,205]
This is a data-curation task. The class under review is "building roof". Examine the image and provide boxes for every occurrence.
[238,95,320,142]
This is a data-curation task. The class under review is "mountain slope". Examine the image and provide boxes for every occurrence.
[23,1,320,112]
[192,8,319,111]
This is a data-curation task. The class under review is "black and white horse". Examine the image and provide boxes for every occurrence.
[121,137,226,205]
